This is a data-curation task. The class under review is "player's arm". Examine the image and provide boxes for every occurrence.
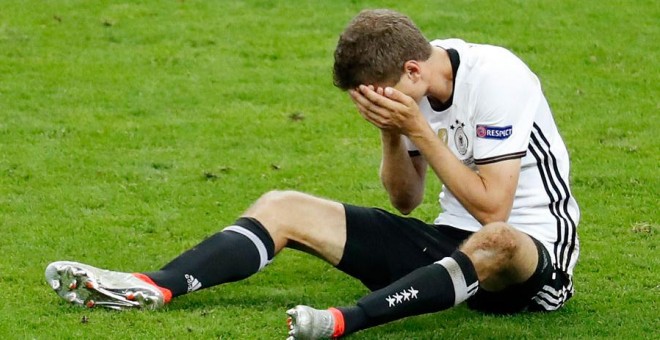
[379,130,427,214]
[408,128,519,223]
[354,85,521,224]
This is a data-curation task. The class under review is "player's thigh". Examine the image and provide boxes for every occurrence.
[337,204,472,291]
[245,190,347,264]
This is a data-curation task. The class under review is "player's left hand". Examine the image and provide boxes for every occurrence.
[349,85,428,136]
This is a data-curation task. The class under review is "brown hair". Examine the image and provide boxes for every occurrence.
[333,9,432,90]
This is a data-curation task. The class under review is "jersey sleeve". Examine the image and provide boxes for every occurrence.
[403,136,421,156]
[472,56,539,165]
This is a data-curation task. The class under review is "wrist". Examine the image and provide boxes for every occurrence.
[407,124,436,144]
[380,130,402,145]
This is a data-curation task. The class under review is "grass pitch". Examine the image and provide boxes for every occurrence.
[0,0,658,339]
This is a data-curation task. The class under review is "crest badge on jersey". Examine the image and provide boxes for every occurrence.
[450,119,469,155]
[437,128,448,145]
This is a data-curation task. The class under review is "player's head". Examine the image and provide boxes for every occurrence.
[333,9,432,91]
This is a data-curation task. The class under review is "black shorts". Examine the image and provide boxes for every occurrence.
[337,204,570,314]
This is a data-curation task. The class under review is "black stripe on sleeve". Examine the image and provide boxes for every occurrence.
[474,151,526,165]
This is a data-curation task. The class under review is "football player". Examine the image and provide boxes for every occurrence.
[46,9,579,339]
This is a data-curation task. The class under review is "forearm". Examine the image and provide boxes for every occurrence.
[409,129,512,224]
[379,131,424,214]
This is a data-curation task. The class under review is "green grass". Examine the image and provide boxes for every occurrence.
[1,0,658,338]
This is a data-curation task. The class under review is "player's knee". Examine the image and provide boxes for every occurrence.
[240,190,318,249]
[483,222,519,255]
[463,222,518,264]
[251,190,301,214]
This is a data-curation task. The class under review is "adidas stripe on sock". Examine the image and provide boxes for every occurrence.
[436,250,479,305]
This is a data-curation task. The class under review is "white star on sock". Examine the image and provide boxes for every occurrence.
[408,287,419,299]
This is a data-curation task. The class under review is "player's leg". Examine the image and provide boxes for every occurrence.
[142,190,348,297]
[139,194,469,300]
[46,190,349,309]
[287,222,540,339]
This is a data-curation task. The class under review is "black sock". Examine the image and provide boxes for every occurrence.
[144,217,275,297]
[339,250,478,335]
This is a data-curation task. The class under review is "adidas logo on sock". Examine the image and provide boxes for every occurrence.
[185,274,202,292]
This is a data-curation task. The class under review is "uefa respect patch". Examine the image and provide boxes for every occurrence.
[476,125,513,140]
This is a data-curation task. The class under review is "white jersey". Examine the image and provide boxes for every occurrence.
[405,39,580,275]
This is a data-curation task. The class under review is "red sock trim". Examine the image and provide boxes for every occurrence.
[133,273,173,303]
[328,307,345,338]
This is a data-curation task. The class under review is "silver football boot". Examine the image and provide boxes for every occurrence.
[286,305,336,340]
[45,261,165,310]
